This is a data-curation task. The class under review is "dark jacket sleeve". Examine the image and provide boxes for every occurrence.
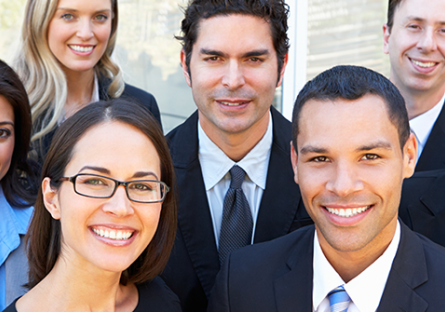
[207,257,231,312]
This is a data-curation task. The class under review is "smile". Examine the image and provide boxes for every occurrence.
[69,45,94,53]
[325,205,371,218]
[92,227,134,240]
[411,59,437,68]
[218,101,249,106]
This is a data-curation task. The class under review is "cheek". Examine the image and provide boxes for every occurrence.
[0,139,14,179]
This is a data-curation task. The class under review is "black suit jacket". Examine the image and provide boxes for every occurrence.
[415,102,445,172]
[161,107,312,312]
[208,223,445,312]
[400,169,445,247]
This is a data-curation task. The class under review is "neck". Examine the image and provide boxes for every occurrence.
[390,77,445,120]
[64,68,96,118]
[199,110,270,162]
[318,218,398,283]
[18,255,137,312]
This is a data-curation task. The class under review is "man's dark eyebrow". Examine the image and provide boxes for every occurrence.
[243,49,270,58]
[356,141,392,152]
[403,16,445,25]
[200,49,227,58]
[299,145,328,155]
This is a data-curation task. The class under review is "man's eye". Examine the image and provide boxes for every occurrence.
[312,156,329,162]
[205,56,220,62]
[362,154,379,160]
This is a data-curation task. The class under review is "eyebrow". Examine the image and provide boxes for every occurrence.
[404,16,445,25]
[78,166,158,180]
[199,48,270,59]
[56,8,111,13]
[299,141,393,155]
[0,121,14,127]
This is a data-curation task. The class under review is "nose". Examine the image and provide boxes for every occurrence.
[326,161,364,197]
[221,59,245,90]
[76,19,94,41]
[417,28,437,52]
[102,185,134,217]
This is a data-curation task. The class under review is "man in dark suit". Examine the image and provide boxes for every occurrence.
[208,66,445,311]
[160,1,312,311]
[383,0,445,171]
[399,169,445,247]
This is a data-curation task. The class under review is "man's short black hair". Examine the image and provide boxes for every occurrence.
[176,0,290,82]
[292,65,410,151]
[387,0,404,32]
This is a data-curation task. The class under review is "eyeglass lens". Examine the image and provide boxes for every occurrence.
[74,174,164,202]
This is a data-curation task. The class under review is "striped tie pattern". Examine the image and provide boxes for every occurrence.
[328,286,350,312]
[218,165,253,265]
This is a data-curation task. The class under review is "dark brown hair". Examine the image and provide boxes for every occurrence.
[0,59,36,207]
[26,99,177,287]
[177,0,290,81]
[387,0,403,31]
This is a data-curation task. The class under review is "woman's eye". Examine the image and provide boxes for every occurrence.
[131,183,152,191]
[95,14,108,22]
[61,13,75,21]
[84,178,106,186]
[0,129,12,138]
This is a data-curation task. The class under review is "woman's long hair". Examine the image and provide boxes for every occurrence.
[13,0,124,143]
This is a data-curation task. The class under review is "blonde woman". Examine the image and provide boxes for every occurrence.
[14,0,162,164]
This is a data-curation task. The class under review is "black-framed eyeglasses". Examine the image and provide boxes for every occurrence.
[58,173,170,203]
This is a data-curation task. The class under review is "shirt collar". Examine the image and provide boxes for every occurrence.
[198,112,273,191]
[410,92,445,151]
[313,221,401,312]
[0,186,33,266]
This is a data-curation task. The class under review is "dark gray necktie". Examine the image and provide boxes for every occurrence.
[218,165,253,265]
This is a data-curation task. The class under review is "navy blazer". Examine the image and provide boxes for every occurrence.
[161,107,312,312]
[415,101,445,172]
[208,223,445,312]
[400,169,445,247]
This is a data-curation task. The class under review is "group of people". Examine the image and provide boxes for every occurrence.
[2,0,445,311]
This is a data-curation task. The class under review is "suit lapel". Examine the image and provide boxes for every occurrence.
[254,107,302,243]
[274,227,314,312]
[169,111,220,298]
[416,101,445,171]
[377,223,428,312]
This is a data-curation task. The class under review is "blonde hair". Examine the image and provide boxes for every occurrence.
[14,0,124,142]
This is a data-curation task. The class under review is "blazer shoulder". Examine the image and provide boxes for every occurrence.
[136,277,182,312]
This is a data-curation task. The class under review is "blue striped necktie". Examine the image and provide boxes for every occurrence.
[328,286,350,312]
[218,165,253,265]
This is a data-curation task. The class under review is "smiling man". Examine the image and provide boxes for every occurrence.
[207,66,445,312]
[383,0,445,171]
[159,1,312,311]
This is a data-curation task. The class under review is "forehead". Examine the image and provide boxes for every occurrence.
[297,95,400,152]
[0,96,14,122]
[193,14,274,52]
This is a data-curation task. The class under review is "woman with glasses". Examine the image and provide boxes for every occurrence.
[14,0,162,166]
[0,60,37,311]
[4,99,180,311]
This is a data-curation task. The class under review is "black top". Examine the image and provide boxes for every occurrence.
[3,277,182,312]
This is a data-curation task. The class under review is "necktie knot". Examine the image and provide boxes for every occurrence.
[328,286,350,312]
[229,165,246,189]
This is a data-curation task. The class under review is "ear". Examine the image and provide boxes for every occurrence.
[180,49,192,87]
[382,23,391,55]
[42,177,61,220]
[290,141,299,184]
[276,53,289,87]
[402,133,418,179]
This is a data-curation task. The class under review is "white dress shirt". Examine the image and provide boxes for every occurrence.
[410,92,445,159]
[198,112,273,247]
[313,221,401,312]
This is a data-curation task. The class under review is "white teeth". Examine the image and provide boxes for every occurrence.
[412,60,436,68]
[220,101,242,106]
[69,45,94,52]
[92,228,133,240]
[325,206,370,218]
